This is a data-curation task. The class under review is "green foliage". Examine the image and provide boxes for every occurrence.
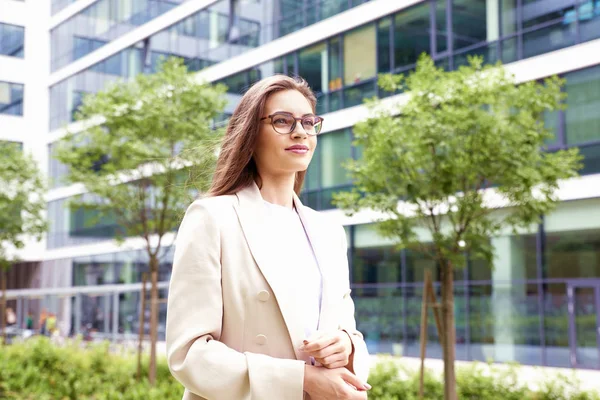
[365,361,599,400]
[1,340,597,400]
[54,57,227,248]
[0,338,182,400]
[334,55,583,269]
[0,144,47,270]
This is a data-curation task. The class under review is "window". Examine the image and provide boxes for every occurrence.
[302,128,353,210]
[522,0,578,58]
[544,198,600,279]
[0,81,24,116]
[0,22,24,58]
[377,17,391,73]
[344,24,376,85]
[579,0,600,42]
[298,43,328,94]
[452,0,489,50]
[352,224,401,285]
[564,65,600,145]
[394,3,431,69]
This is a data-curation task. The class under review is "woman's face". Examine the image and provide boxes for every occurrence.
[253,89,318,178]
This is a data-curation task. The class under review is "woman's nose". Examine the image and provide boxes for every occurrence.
[290,122,308,139]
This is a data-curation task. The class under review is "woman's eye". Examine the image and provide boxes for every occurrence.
[303,120,315,126]
[274,118,289,124]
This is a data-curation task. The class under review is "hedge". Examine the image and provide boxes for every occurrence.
[0,338,597,399]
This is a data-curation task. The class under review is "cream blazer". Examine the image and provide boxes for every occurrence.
[166,182,370,400]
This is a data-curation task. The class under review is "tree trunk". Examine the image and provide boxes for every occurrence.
[1,270,6,343]
[418,272,429,399]
[441,261,457,400]
[148,257,159,385]
[137,273,148,382]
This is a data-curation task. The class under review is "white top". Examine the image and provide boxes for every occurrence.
[263,200,323,340]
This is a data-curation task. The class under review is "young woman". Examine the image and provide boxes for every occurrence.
[166,75,370,400]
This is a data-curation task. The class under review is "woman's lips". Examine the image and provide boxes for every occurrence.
[286,148,309,154]
[285,145,309,154]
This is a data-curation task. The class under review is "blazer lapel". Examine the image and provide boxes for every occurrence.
[233,182,308,361]
[292,193,332,332]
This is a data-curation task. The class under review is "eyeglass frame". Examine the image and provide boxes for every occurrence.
[260,111,324,136]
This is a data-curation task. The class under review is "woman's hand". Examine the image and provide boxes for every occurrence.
[304,365,370,400]
[300,330,354,369]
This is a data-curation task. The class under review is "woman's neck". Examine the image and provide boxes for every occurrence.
[257,173,296,209]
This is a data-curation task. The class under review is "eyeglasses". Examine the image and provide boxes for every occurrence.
[260,111,324,136]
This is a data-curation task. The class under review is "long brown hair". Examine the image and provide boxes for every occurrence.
[208,74,317,197]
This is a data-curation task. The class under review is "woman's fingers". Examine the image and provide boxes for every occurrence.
[316,351,348,367]
[341,369,371,391]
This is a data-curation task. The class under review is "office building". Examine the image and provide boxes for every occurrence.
[1,0,600,369]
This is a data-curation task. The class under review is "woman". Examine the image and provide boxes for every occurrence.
[166,75,370,400]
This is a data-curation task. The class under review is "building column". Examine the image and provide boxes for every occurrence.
[491,235,526,362]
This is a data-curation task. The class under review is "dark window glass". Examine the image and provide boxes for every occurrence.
[522,0,578,58]
[343,80,377,108]
[454,42,499,68]
[394,3,431,69]
[0,22,24,58]
[544,110,561,147]
[564,65,600,145]
[377,17,392,73]
[453,0,489,51]
[579,0,600,42]
[298,43,327,94]
[580,143,600,175]
[220,71,248,94]
[435,0,448,54]
[328,37,342,92]
[274,57,284,74]
[302,129,352,210]
[285,53,296,76]
[352,224,401,284]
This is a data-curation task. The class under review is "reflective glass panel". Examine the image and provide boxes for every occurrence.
[564,65,600,145]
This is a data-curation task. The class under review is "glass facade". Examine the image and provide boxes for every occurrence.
[31,197,600,366]
[47,196,123,249]
[0,22,25,58]
[350,197,600,368]
[51,0,190,71]
[0,81,24,116]
[301,128,354,210]
[50,0,371,72]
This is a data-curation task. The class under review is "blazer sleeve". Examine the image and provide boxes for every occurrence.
[337,225,371,382]
[166,200,306,400]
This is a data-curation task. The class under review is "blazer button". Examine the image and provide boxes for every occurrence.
[257,290,270,302]
[255,334,267,346]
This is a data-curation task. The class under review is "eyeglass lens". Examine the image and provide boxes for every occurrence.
[271,113,322,135]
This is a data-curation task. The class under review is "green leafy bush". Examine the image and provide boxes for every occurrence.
[0,338,182,400]
[367,361,600,400]
[1,338,598,400]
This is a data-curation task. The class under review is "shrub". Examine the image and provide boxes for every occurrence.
[1,338,598,400]
[0,337,182,400]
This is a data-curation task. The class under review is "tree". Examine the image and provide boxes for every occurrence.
[334,55,582,400]
[0,143,47,342]
[55,58,226,384]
